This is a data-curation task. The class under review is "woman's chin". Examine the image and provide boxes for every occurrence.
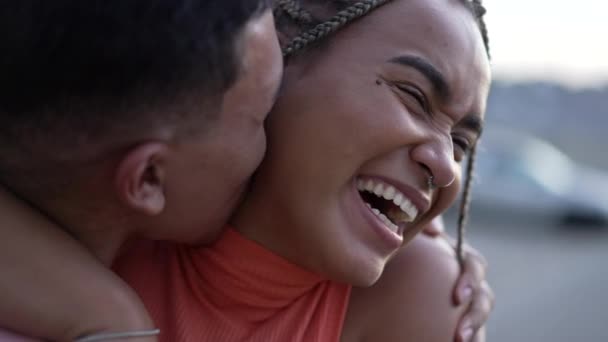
[342,260,387,288]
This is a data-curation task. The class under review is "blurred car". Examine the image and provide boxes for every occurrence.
[469,127,608,226]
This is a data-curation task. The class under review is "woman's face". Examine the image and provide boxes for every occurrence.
[237,0,491,286]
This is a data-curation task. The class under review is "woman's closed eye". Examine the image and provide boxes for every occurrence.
[451,134,472,162]
[388,79,477,162]
[394,82,430,114]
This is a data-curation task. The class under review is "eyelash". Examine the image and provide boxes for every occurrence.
[452,135,471,161]
[395,83,429,113]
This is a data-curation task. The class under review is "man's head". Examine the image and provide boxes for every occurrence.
[0,0,283,251]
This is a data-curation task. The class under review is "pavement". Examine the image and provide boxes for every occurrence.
[450,212,608,342]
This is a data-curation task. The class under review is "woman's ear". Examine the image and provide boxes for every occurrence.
[114,142,169,216]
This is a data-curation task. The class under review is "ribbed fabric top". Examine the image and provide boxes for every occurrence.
[114,228,352,342]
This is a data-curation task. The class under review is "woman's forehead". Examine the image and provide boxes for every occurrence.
[336,0,477,53]
[278,0,491,114]
[316,0,490,100]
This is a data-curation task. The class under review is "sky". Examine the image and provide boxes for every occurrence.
[483,0,608,89]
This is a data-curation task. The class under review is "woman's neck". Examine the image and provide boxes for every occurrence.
[230,185,325,281]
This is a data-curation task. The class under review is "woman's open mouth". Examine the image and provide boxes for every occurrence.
[356,177,419,235]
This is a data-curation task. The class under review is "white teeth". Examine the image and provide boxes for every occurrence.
[365,179,375,192]
[357,179,365,190]
[382,186,396,200]
[357,178,419,223]
[393,193,403,206]
[381,214,399,233]
[400,201,419,221]
[373,183,384,196]
[368,207,399,234]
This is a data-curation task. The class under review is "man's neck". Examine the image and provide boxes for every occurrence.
[0,184,127,269]
[32,191,130,266]
[71,226,128,266]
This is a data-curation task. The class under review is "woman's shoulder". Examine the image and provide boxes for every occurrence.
[341,234,464,342]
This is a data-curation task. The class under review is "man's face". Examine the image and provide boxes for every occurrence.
[153,9,283,244]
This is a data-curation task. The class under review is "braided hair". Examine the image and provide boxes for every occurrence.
[274,0,490,266]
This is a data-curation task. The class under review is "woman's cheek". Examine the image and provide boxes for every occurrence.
[433,176,462,218]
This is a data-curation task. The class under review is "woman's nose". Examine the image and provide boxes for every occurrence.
[410,139,458,188]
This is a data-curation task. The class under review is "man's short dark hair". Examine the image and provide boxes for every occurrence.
[0,0,270,189]
[0,0,270,113]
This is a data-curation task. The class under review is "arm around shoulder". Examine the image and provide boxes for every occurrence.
[0,186,155,341]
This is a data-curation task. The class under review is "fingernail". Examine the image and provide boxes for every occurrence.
[460,327,474,342]
[460,286,473,302]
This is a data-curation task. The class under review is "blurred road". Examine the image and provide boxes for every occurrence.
[451,213,608,342]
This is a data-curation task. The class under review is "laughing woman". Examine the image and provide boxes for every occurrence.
[115,0,494,341]
[0,0,492,341]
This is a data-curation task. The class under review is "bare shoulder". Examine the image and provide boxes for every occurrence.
[342,234,464,342]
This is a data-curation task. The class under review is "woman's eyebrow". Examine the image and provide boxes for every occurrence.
[388,55,450,102]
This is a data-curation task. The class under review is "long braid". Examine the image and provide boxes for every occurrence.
[456,142,478,266]
[282,0,393,58]
[455,0,488,265]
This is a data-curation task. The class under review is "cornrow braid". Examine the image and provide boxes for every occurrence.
[275,0,314,24]
[456,142,478,266]
[282,0,393,58]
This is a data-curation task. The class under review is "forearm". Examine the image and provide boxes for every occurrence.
[0,186,155,341]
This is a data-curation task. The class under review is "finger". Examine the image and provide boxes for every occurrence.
[456,325,486,342]
[462,244,489,269]
[454,248,488,305]
[453,278,474,306]
[472,326,486,342]
[422,216,446,237]
[455,282,495,342]
[454,312,474,342]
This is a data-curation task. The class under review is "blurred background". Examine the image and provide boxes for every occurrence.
[445,1,608,341]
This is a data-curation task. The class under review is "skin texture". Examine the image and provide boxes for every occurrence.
[232,0,490,288]
[342,233,463,342]
[0,186,154,342]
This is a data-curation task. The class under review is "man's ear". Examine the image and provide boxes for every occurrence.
[114,142,169,216]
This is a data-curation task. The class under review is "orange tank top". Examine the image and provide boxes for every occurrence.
[113,228,352,342]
